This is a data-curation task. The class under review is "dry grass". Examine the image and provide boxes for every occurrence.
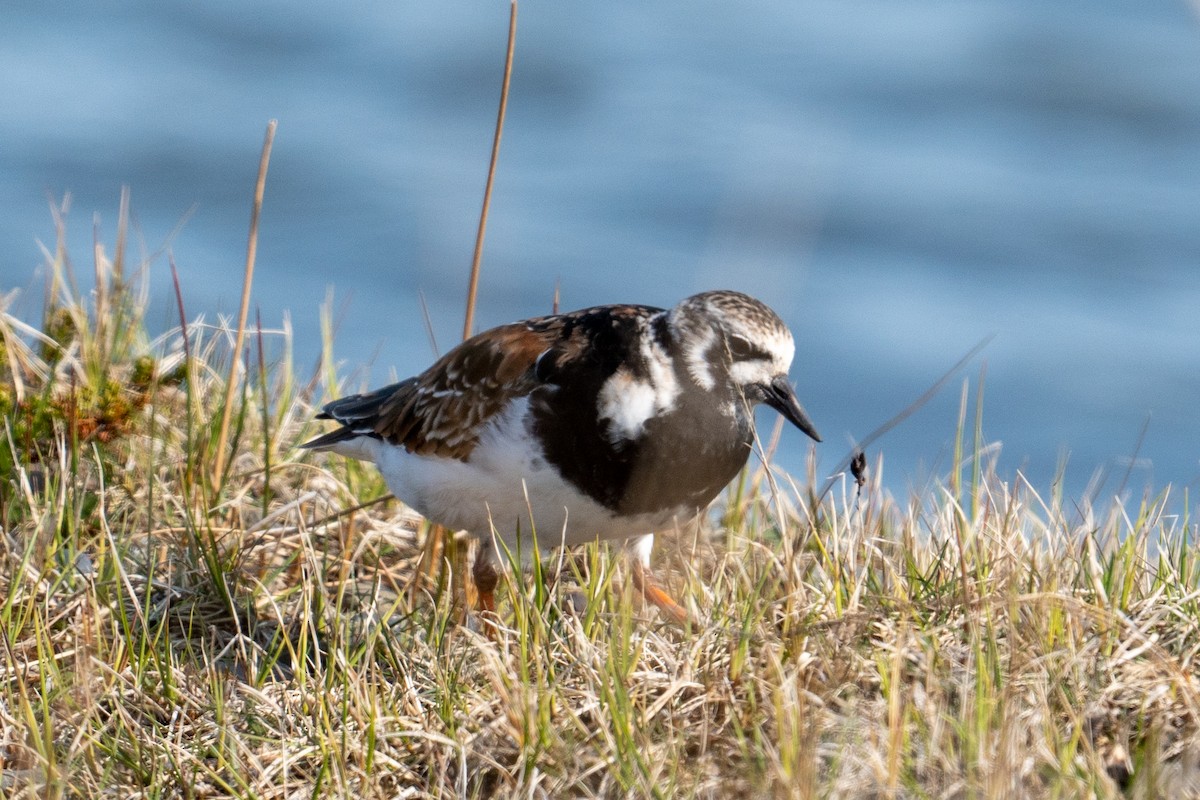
[2,205,1199,799]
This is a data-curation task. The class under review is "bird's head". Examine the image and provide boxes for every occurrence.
[670,290,821,443]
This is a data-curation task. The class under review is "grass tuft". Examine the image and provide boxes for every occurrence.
[1,200,1199,798]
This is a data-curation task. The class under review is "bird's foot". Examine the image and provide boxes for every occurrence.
[630,562,689,626]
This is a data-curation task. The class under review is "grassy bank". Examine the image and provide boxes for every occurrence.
[1,206,1198,799]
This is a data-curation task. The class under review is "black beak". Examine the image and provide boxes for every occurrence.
[762,375,821,442]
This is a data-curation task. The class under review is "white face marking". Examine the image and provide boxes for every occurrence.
[682,327,717,390]
[727,328,794,388]
[640,330,681,408]
[727,360,773,387]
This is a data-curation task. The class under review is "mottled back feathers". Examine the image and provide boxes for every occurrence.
[305,304,664,462]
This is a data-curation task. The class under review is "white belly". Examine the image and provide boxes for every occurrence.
[354,398,694,556]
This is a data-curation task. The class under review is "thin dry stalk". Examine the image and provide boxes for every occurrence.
[214,119,277,484]
[461,0,517,342]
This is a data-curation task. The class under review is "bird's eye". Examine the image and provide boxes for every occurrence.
[728,336,769,361]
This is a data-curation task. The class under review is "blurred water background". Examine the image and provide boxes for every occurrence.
[3,1,1198,507]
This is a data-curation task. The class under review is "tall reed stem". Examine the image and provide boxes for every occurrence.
[461,0,517,341]
[213,120,277,485]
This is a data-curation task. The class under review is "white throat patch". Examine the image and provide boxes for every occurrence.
[596,333,681,443]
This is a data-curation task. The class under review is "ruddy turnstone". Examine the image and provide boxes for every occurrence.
[302,290,821,622]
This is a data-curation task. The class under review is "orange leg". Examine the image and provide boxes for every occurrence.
[472,547,500,636]
[630,560,688,625]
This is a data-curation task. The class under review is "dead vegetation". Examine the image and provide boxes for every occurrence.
[1,202,1198,799]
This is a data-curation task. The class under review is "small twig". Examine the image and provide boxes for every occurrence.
[816,335,995,503]
[256,308,272,515]
[93,208,108,343]
[168,257,191,365]
[113,186,129,286]
[214,120,277,484]
[418,289,440,358]
[1114,414,1152,500]
[461,0,517,341]
[309,494,395,530]
[170,256,197,487]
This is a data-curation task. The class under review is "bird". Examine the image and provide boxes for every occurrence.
[301,289,821,623]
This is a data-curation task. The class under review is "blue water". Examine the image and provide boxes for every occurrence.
[3,1,1198,507]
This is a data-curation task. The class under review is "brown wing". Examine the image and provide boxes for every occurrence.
[304,302,665,461]
[377,322,560,458]
[306,320,564,461]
